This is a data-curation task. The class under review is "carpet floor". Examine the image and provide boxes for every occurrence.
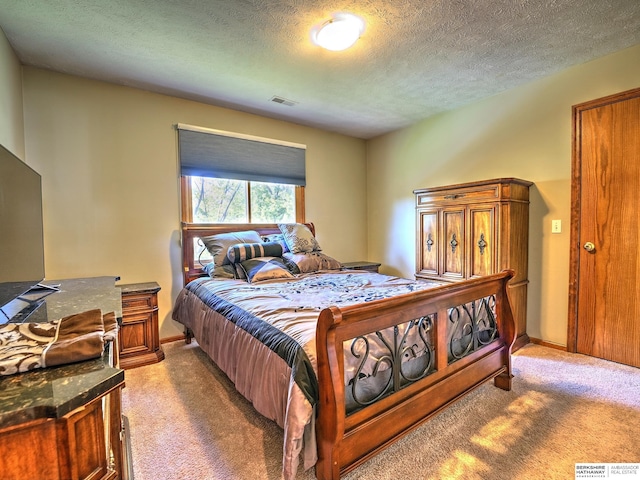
[121,341,640,479]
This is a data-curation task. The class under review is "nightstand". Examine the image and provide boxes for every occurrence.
[118,282,164,369]
[341,261,381,273]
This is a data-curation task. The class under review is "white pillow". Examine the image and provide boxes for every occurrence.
[278,223,321,253]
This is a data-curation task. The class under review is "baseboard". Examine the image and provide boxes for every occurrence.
[529,337,567,351]
[513,333,530,352]
[161,334,186,344]
[161,333,568,352]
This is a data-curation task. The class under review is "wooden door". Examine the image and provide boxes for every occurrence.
[568,87,640,367]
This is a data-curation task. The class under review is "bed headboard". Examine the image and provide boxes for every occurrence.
[180,222,316,285]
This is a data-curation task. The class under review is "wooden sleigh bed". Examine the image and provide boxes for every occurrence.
[173,222,516,480]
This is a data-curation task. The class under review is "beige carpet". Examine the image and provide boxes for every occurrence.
[121,341,640,480]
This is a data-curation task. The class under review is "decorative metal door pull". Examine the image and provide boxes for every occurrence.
[478,233,487,255]
[426,233,434,252]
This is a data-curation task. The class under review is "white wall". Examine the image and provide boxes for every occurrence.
[0,27,24,158]
[22,69,367,339]
[367,44,640,347]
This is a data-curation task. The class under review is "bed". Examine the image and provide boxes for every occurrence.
[172,222,516,480]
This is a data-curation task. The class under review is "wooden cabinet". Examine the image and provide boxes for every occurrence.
[118,282,164,369]
[0,277,129,480]
[1,324,125,478]
[414,178,532,349]
[341,261,381,273]
[0,383,124,480]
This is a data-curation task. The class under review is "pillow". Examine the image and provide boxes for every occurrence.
[227,242,283,264]
[240,256,294,283]
[200,230,263,268]
[203,262,236,279]
[262,233,290,253]
[278,223,321,253]
[283,252,342,273]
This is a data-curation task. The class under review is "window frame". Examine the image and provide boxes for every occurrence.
[180,175,305,224]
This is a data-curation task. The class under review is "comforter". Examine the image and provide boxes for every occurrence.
[172,270,444,479]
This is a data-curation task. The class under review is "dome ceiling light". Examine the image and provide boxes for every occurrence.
[312,13,364,51]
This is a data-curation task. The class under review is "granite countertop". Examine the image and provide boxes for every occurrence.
[1,276,122,324]
[0,276,125,429]
[28,276,123,323]
[0,341,124,429]
[118,281,161,295]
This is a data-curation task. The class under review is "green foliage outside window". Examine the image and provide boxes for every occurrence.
[190,176,295,223]
[250,182,295,222]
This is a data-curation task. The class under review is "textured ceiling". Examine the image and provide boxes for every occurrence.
[1,0,639,139]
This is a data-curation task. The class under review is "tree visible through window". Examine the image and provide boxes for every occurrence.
[186,176,297,223]
[249,181,295,223]
[177,124,306,224]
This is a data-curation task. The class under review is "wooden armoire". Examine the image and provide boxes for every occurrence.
[414,178,532,350]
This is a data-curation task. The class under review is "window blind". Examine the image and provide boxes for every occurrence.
[177,124,306,186]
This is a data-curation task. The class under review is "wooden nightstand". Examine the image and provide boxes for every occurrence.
[118,282,164,369]
[341,261,381,273]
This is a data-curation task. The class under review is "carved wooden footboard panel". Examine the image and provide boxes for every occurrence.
[315,270,515,479]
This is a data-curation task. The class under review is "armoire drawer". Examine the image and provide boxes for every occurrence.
[415,184,500,206]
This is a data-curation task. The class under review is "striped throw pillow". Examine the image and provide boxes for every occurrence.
[226,242,283,264]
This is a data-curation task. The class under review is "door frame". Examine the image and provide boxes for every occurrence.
[567,86,640,352]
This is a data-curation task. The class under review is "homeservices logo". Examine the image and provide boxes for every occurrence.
[576,464,640,478]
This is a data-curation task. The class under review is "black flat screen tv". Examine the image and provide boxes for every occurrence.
[0,144,45,310]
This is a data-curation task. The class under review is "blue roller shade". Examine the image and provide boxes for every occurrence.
[178,124,306,186]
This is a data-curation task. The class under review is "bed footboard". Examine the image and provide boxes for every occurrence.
[315,270,516,480]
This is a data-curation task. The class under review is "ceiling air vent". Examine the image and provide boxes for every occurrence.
[270,96,297,107]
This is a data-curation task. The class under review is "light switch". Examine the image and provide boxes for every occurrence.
[552,219,562,233]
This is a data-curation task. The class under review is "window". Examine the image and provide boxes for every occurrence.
[182,176,302,223]
[177,124,306,224]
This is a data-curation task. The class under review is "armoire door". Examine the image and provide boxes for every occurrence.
[568,87,640,368]
[417,210,439,277]
[468,205,496,278]
[442,208,465,280]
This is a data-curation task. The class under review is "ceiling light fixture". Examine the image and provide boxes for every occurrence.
[313,13,364,51]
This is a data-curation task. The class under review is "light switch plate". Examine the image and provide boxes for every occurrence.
[552,219,562,233]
